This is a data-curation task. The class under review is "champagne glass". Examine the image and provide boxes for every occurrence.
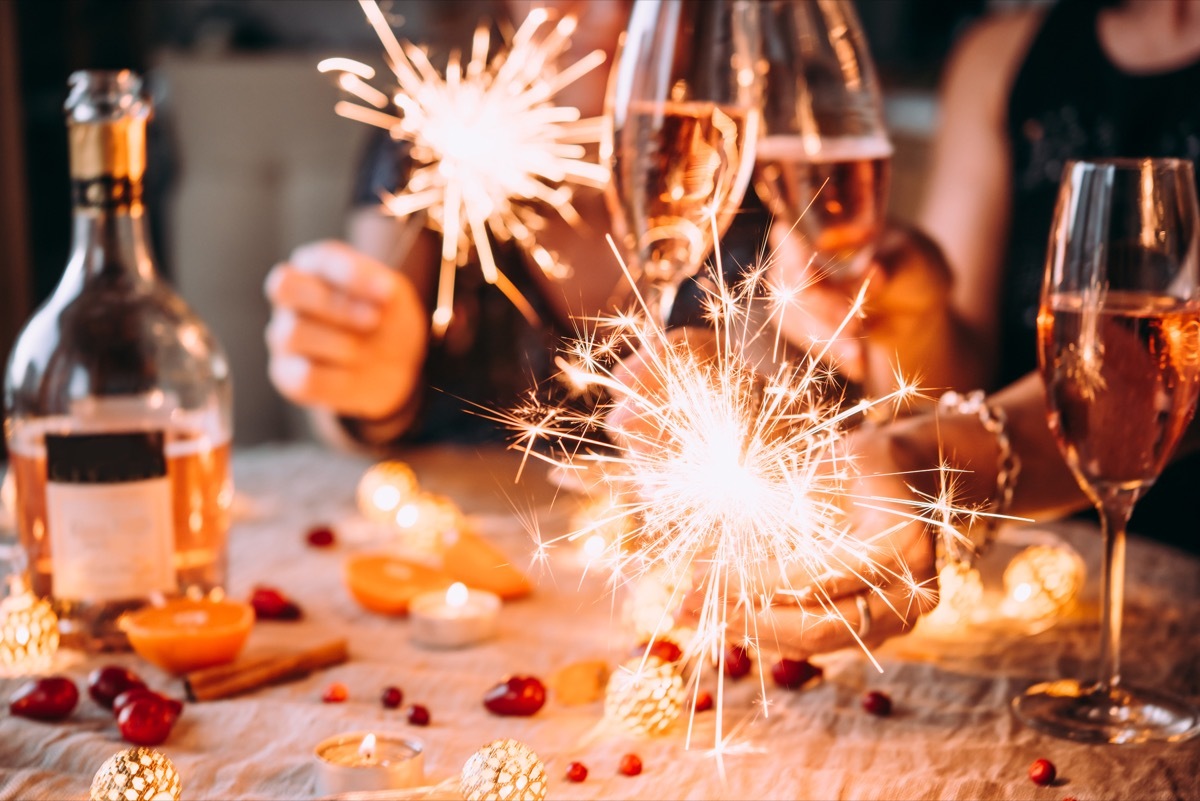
[1014,158,1200,743]
[604,0,762,326]
[754,0,892,284]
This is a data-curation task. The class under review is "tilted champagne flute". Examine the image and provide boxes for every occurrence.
[604,0,763,326]
[754,0,892,285]
[1013,157,1200,743]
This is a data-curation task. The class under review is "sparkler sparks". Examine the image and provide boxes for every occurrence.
[491,235,1017,764]
[320,0,609,333]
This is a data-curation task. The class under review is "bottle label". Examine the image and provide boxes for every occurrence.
[70,175,140,211]
[44,432,175,602]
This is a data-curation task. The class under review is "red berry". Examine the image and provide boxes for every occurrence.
[113,688,183,724]
[724,645,752,679]
[861,690,892,716]
[305,525,336,548]
[693,690,713,713]
[250,586,303,620]
[322,682,349,703]
[407,704,430,726]
[117,695,175,746]
[381,686,403,709]
[483,675,546,716]
[771,658,823,690]
[1029,758,1056,786]
[635,639,682,664]
[8,677,79,721]
[565,762,588,782]
[87,665,146,709]
[618,753,643,776]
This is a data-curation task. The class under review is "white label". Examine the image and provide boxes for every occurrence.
[45,478,176,602]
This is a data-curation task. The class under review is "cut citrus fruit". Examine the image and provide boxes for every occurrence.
[344,553,455,615]
[121,598,254,674]
[442,529,532,600]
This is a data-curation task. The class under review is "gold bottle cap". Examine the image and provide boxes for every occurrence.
[65,70,150,209]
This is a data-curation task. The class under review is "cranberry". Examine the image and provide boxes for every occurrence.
[724,645,752,679]
[861,690,892,717]
[565,761,588,782]
[305,525,337,548]
[407,704,430,726]
[322,682,349,703]
[117,695,175,746]
[635,639,682,664]
[771,658,823,690]
[113,689,183,724]
[1029,758,1056,786]
[8,677,79,721]
[250,586,303,620]
[381,686,404,709]
[618,753,643,776]
[87,665,146,710]
[483,675,546,716]
[693,690,713,713]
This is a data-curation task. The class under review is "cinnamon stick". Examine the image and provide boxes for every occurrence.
[183,638,349,701]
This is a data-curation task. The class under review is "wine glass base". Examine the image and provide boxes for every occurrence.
[1012,679,1200,744]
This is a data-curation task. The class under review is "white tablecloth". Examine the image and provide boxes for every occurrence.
[2,443,1198,800]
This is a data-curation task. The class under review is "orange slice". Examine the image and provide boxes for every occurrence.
[344,553,455,615]
[121,598,254,674]
[442,529,532,600]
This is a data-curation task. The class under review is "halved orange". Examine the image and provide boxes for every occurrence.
[121,598,254,674]
[344,553,455,615]
[442,529,532,600]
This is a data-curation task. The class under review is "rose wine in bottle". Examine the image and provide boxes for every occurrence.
[3,70,233,651]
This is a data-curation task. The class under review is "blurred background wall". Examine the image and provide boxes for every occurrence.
[1,0,1036,447]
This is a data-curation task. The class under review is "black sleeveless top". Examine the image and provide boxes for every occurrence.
[1004,0,1200,548]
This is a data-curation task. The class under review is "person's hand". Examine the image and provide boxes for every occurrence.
[769,221,954,386]
[678,424,939,660]
[264,240,428,421]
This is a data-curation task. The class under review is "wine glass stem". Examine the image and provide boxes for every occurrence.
[644,279,679,330]
[1095,487,1137,695]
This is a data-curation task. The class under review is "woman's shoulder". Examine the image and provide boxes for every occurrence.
[948,6,1047,86]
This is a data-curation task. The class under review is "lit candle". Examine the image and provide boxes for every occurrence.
[313,731,424,796]
[410,582,500,649]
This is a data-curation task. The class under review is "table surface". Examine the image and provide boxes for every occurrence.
[2,443,1198,801]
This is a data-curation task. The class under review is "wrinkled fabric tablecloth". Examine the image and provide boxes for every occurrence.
[2,443,1198,801]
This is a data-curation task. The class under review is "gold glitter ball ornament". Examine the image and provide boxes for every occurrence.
[0,590,59,675]
[357,461,420,524]
[1003,544,1084,620]
[90,747,181,801]
[604,656,685,735]
[460,738,547,801]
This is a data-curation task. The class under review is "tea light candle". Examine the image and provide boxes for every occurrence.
[314,731,424,796]
[410,582,500,649]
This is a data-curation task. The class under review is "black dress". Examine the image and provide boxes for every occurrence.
[1002,0,1200,548]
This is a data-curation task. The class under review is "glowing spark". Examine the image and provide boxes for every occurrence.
[485,223,1023,760]
[321,1,609,333]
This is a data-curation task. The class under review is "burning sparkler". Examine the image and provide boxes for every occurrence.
[319,0,610,333]
[491,233,1020,765]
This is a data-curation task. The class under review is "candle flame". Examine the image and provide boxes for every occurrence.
[446,582,469,608]
[359,733,376,762]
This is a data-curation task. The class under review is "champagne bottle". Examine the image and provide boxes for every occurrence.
[3,70,233,652]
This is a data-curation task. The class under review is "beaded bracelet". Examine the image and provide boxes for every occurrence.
[935,389,1022,566]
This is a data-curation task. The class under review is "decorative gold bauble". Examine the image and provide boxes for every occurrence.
[460,738,547,801]
[357,461,420,524]
[0,590,59,674]
[1003,544,1084,620]
[393,492,461,556]
[90,747,181,801]
[604,656,685,735]
[922,561,985,629]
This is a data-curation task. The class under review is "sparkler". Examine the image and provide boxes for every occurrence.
[492,232,1020,766]
[319,1,610,333]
